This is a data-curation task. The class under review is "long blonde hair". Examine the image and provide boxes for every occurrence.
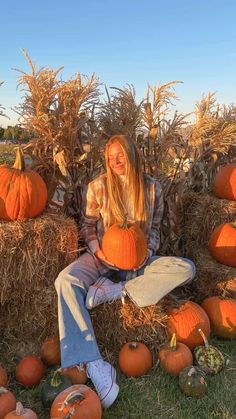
[105,134,148,231]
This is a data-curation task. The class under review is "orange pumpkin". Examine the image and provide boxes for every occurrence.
[0,387,16,419]
[50,384,102,419]
[102,220,147,270]
[16,356,45,388]
[0,148,47,221]
[213,163,236,201]
[118,342,152,377]
[41,336,61,366]
[202,296,236,339]
[61,366,87,384]
[0,367,8,387]
[167,301,211,349]
[4,401,38,419]
[208,222,236,267]
[158,334,193,376]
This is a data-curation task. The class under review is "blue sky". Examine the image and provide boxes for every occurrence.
[0,0,236,127]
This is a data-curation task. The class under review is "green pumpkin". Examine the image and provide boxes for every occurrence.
[41,368,72,408]
[194,328,225,375]
[179,366,207,398]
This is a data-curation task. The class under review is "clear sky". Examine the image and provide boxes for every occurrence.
[0,0,236,127]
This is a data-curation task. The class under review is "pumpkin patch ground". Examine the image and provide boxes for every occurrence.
[1,336,236,419]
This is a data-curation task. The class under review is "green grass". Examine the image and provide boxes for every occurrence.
[5,337,236,419]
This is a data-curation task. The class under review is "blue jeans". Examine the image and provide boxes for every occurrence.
[55,252,196,368]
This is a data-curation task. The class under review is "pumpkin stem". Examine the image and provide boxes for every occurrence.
[128,342,138,350]
[51,368,63,387]
[120,213,129,229]
[170,333,177,350]
[16,402,25,415]
[0,387,7,395]
[13,147,25,171]
[198,328,209,348]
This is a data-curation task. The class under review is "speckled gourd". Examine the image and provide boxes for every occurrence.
[194,328,225,375]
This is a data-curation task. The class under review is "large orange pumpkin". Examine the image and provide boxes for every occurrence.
[0,148,47,221]
[118,342,152,377]
[213,163,236,201]
[102,220,147,270]
[201,296,236,339]
[167,301,211,349]
[208,222,236,267]
[50,384,102,419]
[158,334,193,376]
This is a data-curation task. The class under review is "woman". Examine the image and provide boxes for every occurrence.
[55,134,196,409]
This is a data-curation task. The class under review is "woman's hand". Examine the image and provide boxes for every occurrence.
[95,249,119,270]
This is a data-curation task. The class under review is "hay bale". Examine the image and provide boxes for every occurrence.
[180,192,236,251]
[90,293,190,363]
[0,212,78,356]
[188,248,236,302]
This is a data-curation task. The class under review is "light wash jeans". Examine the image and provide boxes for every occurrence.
[55,252,196,368]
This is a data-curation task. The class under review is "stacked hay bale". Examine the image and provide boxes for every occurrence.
[180,192,236,301]
[0,212,79,358]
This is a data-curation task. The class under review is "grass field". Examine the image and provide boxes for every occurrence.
[5,336,236,419]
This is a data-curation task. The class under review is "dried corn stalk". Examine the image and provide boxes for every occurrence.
[13,49,102,222]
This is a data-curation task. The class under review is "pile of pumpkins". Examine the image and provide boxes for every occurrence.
[1,295,235,418]
[0,336,102,418]
[208,162,236,268]
[119,297,236,399]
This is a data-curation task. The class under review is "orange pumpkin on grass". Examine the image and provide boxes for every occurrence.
[16,356,45,388]
[202,296,236,339]
[208,222,236,267]
[213,163,236,201]
[102,219,147,270]
[4,402,38,419]
[0,148,47,221]
[167,301,211,349]
[158,333,193,376]
[0,387,16,419]
[50,384,102,419]
[41,336,61,366]
[118,341,152,377]
[61,365,88,384]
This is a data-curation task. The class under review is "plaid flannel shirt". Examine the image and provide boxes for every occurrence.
[80,172,164,276]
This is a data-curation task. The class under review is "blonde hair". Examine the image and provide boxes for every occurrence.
[105,134,148,231]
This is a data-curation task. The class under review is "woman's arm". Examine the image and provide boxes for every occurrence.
[80,181,101,254]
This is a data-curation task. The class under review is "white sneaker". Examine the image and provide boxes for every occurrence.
[86,277,125,309]
[86,359,119,408]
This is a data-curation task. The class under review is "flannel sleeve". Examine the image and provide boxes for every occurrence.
[80,181,101,254]
[147,180,164,255]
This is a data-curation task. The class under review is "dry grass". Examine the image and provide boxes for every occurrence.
[180,192,236,251]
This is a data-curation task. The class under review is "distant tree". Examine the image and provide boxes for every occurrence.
[0,127,4,140]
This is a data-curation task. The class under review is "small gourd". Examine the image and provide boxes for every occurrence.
[179,366,207,398]
[41,368,72,408]
[194,329,225,375]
